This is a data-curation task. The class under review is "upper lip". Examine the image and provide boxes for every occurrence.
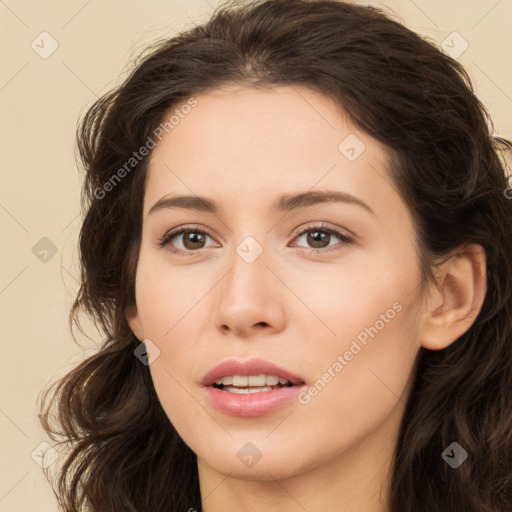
[202,358,305,386]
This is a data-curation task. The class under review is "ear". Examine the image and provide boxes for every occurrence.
[125,304,144,341]
[421,243,487,350]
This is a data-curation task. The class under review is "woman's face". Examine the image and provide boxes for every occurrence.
[127,85,426,481]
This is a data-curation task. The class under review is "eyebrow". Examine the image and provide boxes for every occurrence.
[148,189,376,217]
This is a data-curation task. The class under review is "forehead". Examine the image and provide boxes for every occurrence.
[143,85,397,218]
[150,85,359,164]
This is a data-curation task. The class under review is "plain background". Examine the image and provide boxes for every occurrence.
[1,0,511,510]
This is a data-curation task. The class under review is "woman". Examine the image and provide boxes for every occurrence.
[39,0,512,510]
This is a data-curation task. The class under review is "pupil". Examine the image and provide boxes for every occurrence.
[308,230,329,248]
[185,231,204,249]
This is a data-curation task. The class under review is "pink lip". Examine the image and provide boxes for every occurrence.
[201,358,306,418]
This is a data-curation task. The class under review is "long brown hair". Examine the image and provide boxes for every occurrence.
[39,0,512,510]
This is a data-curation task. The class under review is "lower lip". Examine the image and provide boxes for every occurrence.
[203,385,306,417]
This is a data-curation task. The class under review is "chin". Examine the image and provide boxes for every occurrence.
[196,439,319,481]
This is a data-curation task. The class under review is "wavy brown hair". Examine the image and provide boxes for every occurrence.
[39,0,512,510]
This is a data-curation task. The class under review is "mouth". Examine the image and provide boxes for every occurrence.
[202,358,305,390]
[201,358,306,417]
[212,374,298,394]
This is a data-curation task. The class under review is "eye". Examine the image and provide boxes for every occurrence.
[156,222,354,256]
[157,225,218,256]
[291,223,353,253]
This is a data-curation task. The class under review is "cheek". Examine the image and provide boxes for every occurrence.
[133,255,215,432]
[134,253,209,341]
[300,273,422,433]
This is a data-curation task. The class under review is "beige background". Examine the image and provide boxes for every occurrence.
[1,0,511,510]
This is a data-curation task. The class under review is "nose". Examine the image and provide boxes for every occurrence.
[214,241,286,339]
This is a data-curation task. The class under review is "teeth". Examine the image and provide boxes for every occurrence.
[248,375,266,386]
[233,375,248,386]
[223,386,273,394]
[214,374,291,387]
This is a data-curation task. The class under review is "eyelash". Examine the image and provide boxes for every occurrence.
[156,223,354,257]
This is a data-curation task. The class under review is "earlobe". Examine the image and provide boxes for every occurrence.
[421,244,487,351]
[125,304,144,341]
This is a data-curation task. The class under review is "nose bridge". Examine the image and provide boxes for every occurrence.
[214,230,283,335]
[226,233,269,299]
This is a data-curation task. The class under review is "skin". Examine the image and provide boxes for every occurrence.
[126,85,487,512]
